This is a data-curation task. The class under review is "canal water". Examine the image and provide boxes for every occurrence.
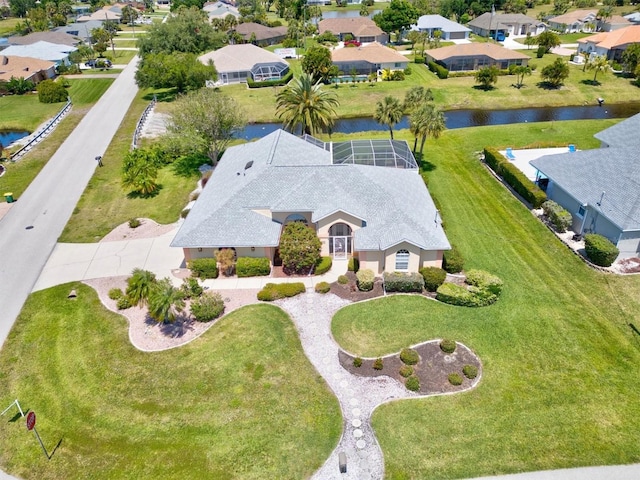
[0,131,29,148]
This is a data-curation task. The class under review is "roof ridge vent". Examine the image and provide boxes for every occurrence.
[266,129,281,165]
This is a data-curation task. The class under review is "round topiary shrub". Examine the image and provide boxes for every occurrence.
[420,266,447,292]
[399,365,414,378]
[584,233,619,267]
[108,288,123,300]
[440,339,456,353]
[463,364,478,379]
[356,269,375,292]
[190,292,225,322]
[448,373,463,385]
[338,275,349,285]
[116,295,132,310]
[400,348,419,365]
[315,281,331,294]
[373,357,384,370]
[405,375,420,391]
[353,357,363,367]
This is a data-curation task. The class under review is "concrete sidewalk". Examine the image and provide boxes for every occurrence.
[463,463,640,480]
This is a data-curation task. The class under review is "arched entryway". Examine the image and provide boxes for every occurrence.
[329,223,352,259]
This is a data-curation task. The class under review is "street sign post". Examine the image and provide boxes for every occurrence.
[26,411,36,430]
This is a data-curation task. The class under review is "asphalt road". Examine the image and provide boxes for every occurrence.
[0,56,140,349]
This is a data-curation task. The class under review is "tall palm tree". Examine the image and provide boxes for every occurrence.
[403,86,433,113]
[411,104,446,156]
[126,268,157,307]
[586,55,610,83]
[148,278,185,324]
[275,73,339,136]
[374,96,403,140]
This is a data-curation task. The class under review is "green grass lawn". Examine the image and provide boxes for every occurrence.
[331,120,640,479]
[0,95,61,132]
[112,39,138,48]
[0,17,19,36]
[107,49,138,64]
[0,283,341,480]
[59,89,195,242]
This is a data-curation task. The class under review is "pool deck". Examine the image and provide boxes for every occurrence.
[498,147,574,181]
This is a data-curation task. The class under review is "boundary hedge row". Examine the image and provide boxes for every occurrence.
[247,70,293,88]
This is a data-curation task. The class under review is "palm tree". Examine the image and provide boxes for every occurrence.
[374,96,404,140]
[275,73,339,136]
[125,268,157,307]
[147,278,185,324]
[403,86,433,112]
[410,104,445,156]
[586,55,610,83]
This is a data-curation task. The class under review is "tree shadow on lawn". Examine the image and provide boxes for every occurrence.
[126,184,163,199]
[144,312,196,338]
[415,152,436,172]
[172,152,210,178]
[472,85,496,91]
[536,81,564,90]
[580,79,602,86]
[142,88,178,103]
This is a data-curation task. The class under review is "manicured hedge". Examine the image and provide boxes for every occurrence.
[257,282,306,301]
[315,256,332,275]
[484,147,547,208]
[247,70,293,88]
[236,257,271,277]
[188,258,219,279]
[436,283,480,307]
[436,269,503,307]
[356,269,375,292]
[383,272,423,293]
[428,61,449,79]
[542,200,572,232]
[443,246,464,274]
[584,233,619,267]
[419,266,446,292]
[465,269,503,295]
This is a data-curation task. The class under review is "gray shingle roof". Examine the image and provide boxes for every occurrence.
[469,12,540,30]
[415,15,471,33]
[594,112,640,148]
[172,130,450,251]
[530,145,640,231]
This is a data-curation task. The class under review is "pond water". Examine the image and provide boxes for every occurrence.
[0,131,30,148]
[317,9,381,20]
[239,103,640,140]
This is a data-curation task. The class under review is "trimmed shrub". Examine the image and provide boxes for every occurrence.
[436,282,477,306]
[348,257,359,272]
[584,233,619,267]
[188,258,219,279]
[405,375,420,391]
[315,281,331,294]
[373,357,384,370]
[443,246,464,274]
[353,357,363,367]
[128,218,141,229]
[440,339,456,353]
[428,61,449,79]
[420,266,446,292]
[356,269,375,292]
[448,373,463,385]
[236,257,270,277]
[338,275,349,285]
[483,147,547,208]
[399,365,414,377]
[542,200,572,232]
[383,272,424,292]
[215,248,236,276]
[315,256,332,275]
[181,277,203,299]
[279,222,321,274]
[463,364,478,379]
[465,269,503,296]
[257,282,306,301]
[190,292,225,322]
[116,296,132,310]
[37,79,67,103]
[108,288,123,300]
[400,348,419,365]
[247,70,293,88]
[414,56,425,64]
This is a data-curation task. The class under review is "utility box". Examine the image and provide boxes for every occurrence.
[338,451,347,473]
[4,192,14,203]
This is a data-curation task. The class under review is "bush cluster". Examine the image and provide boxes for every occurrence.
[443,246,464,274]
[247,70,293,88]
[257,282,306,301]
[414,56,425,64]
[315,281,331,294]
[542,200,572,232]
[400,348,419,365]
[440,339,456,353]
[338,275,349,285]
[399,365,414,377]
[188,258,219,279]
[108,288,124,300]
[279,222,321,274]
[373,358,384,370]
[584,233,619,267]
[181,277,203,299]
[419,267,447,292]
[436,269,503,307]
[428,61,449,79]
[190,292,225,322]
[463,364,478,379]
[483,147,547,208]
[128,218,141,229]
[236,257,270,277]
[348,257,359,272]
[315,256,332,275]
[117,296,132,310]
[448,373,463,385]
[353,357,363,367]
[37,79,68,103]
[466,269,503,296]
[383,272,423,292]
[356,269,375,292]
[405,375,420,391]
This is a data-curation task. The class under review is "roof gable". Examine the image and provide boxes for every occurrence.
[318,17,384,36]
[331,42,408,64]
[415,14,471,33]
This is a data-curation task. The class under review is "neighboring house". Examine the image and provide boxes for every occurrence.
[331,42,408,75]
[198,44,289,84]
[77,5,122,22]
[577,25,640,61]
[625,12,640,25]
[54,21,104,42]
[468,13,545,38]
[0,55,56,83]
[413,14,471,40]
[8,31,80,47]
[0,41,77,67]
[425,43,529,71]
[318,18,388,44]
[171,129,450,274]
[530,113,640,259]
[232,22,288,46]
[547,9,596,33]
[599,15,632,32]
[203,1,240,21]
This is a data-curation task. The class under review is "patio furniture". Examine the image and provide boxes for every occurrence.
[506,147,516,160]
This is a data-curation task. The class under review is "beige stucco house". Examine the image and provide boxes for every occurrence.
[331,42,408,76]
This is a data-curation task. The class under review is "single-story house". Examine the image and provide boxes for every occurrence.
[468,13,545,38]
[318,18,388,44]
[530,113,640,259]
[577,25,640,61]
[198,44,289,84]
[413,14,471,40]
[77,5,121,22]
[0,55,56,83]
[331,42,408,75]
[547,9,597,33]
[0,41,77,67]
[171,129,450,274]
[599,15,632,32]
[54,21,104,43]
[203,1,240,21]
[8,31,80,47]
[232,22,288,46]
[425,43,529,71]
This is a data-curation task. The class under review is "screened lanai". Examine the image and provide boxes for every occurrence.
[251,62,289,82]
[332,139,418,169]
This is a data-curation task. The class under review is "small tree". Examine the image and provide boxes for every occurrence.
[6,76,34,95]
[475,65,499,90]
[215,248,236,276]
[279,222,321,274]
[513,65,532,88]
[301,44,333,83]
[541,58,569,87]
[121,148,161,196]
[586,55,610,83]
[37,79,67,103]
[126,268,157,307]
[374,96,404,140]
[535,30,560,53]
[148,278,185,323]
[621,44,640,74]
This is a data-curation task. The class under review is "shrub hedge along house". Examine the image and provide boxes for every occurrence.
[171,129,450,274]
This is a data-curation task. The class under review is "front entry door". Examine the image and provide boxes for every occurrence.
[333,237,347,259]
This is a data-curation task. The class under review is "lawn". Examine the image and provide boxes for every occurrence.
[59,89,195,243]
[0,17,19,37]
[0,283,341,480]
[331,120,640,479]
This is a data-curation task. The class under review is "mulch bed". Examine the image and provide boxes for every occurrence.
[329,272,384,301]
[339,341,482,395]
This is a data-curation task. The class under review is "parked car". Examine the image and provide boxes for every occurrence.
[85,59,112,68]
